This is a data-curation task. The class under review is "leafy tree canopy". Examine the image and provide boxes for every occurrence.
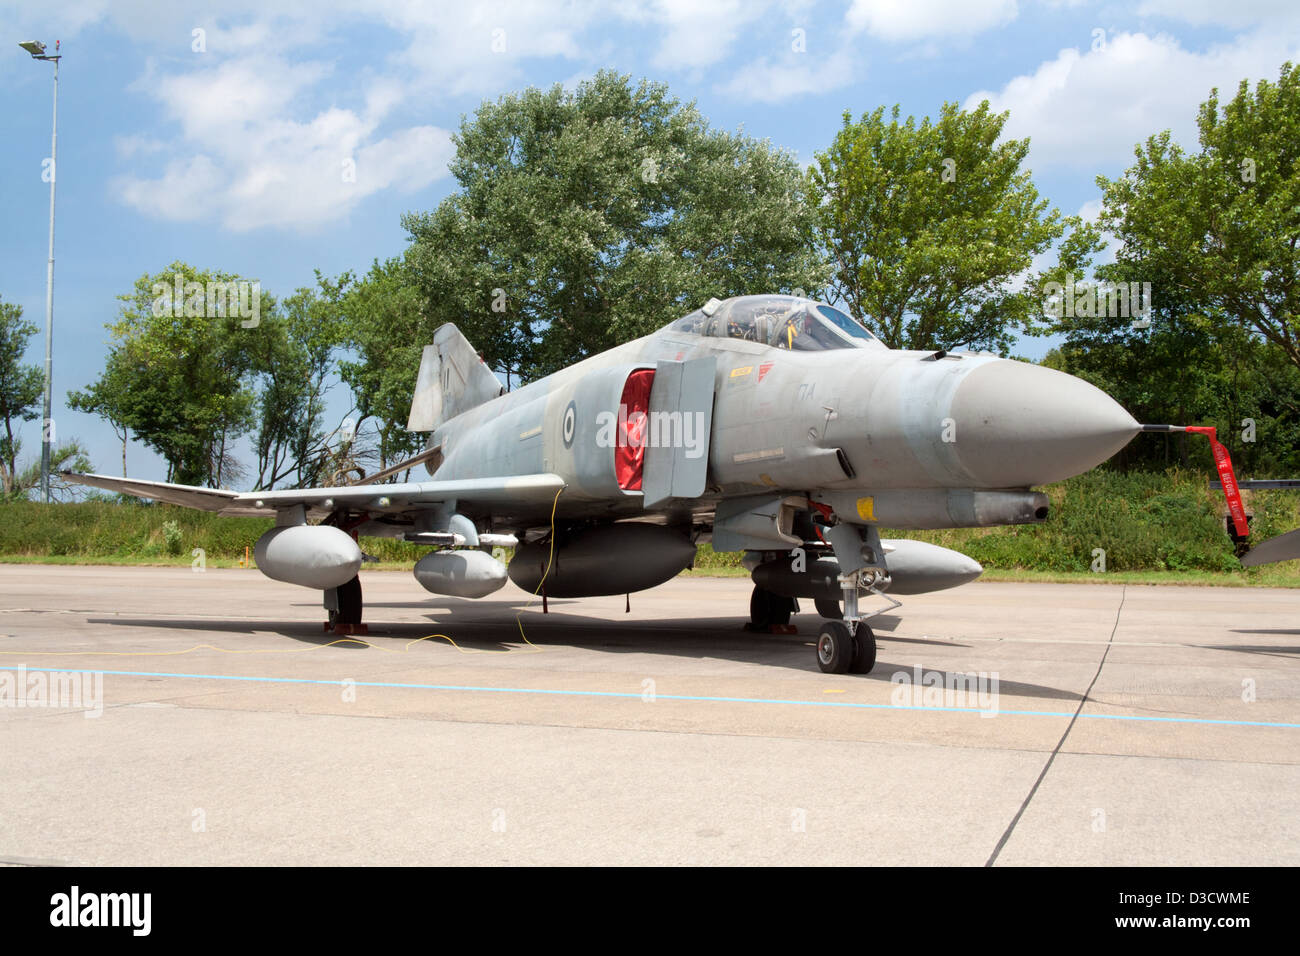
[811,101,1065,353]
[401,69,827,382]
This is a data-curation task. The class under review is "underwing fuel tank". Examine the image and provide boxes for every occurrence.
[254,525,362,590]
[414,549,509,598]
[752,540,983,598]
[508,523,697,597]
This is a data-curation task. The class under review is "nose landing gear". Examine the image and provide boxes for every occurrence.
[813,522,897,674]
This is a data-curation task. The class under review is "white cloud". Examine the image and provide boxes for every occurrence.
[846,0,1018,42]
[641,0,769,70]
[90,2,621,230]
[116,155,224,223]
[1136,0,1300,29]
[114,54,454,232]
[149,58,330,143]
[965,28,1300,170]
[114,134,166,159]
[368,0,598,98]
[97,0,826,227]
[717,47,856,103]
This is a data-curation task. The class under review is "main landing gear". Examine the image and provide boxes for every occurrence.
[747,585,798,634]
[324,575,368,637]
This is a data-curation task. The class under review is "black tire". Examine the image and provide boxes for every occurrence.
[849,623,877,674]
[816,621,854,674]
[749,585,773,629]
[770,593,795,627]
[814,597,842,620]
[337,575,363,626]
[751,587,796,628]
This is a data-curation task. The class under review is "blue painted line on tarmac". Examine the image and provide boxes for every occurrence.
[17,666,1299,729]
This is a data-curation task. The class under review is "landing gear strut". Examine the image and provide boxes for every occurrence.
[325,575,368,636]
[813,522,899,674]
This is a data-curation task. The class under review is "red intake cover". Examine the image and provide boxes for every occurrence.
[616,368,655,490]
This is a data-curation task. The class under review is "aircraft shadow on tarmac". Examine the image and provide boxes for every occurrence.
[86,603,1082,702]
[1207,636,1300,658]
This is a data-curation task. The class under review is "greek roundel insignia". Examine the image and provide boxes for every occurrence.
[562,401,577,447]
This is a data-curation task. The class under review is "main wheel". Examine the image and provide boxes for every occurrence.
[751,586,796,629]
[849,623,877,674]
[816,621,854,674]
[814,597,842,620]
[337,575,363,626]
[770,593,795,627]
[749,585,773,629]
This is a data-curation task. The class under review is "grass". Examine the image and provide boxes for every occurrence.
[4,468,1299,587]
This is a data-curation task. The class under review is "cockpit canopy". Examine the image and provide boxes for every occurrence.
[666,295,883,351]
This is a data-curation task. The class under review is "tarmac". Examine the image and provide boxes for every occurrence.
[0,564,1296,866]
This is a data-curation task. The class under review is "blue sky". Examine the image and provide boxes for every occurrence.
[3,0,1299,485]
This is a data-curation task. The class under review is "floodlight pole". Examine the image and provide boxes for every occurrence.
[40,52,59,502]
[21,41,60,503]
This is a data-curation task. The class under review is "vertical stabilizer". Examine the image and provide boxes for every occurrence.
[407,324,505,432]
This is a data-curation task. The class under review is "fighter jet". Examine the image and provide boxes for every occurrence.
[66,294,1140,673]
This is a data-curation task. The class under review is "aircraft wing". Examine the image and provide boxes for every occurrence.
[1240,528,1300,568]
[63,471,567,519]
[65,473,245,512]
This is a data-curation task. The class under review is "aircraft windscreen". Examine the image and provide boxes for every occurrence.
[815,305,879,344]
[667,296,880,351]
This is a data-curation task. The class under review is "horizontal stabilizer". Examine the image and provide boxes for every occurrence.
[1240,528,1300,568]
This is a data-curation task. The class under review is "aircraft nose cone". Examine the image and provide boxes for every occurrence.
[949,360,1139,486]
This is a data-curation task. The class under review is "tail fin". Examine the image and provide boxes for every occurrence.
[406,324,505,432]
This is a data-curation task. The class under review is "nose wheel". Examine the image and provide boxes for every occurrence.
[816,621,876,674]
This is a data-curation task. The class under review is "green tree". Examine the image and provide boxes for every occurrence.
[7,439,92,502]
[810,101,1066,352]
[67,357,133,477]
[70,262,264,487]
[1096,62,1300,368]
[0,297,44,496]
[1044,63,1300,476]
[249,276,346,489]
[335,256,427,470]
[402,70,827,382]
